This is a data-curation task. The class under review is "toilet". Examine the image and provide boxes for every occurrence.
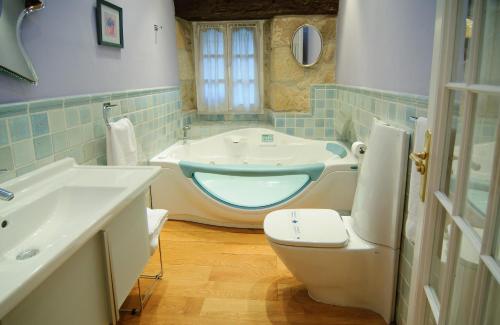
[264,119,409,324]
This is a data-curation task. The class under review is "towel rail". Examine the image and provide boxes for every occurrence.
[103,102,118,127]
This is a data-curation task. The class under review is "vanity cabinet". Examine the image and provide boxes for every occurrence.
[1,193,150,325]
[104,194,150,317]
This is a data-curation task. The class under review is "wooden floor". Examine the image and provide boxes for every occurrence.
[118,221,385,325]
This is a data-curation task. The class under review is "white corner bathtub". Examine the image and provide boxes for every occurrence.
[150,128,358,228]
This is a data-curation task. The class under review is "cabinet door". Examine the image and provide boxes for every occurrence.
[105,193,150,309]
[1,235,112,325]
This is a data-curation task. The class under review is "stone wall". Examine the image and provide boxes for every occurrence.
[268,15,336,112]
[176,18,196,111]
[175,15,336,113]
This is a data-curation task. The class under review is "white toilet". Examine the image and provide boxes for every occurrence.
[264,119,409,324]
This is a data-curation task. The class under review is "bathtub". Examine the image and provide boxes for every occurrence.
[150,128,358,228]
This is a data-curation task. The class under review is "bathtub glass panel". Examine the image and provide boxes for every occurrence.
[464,94,499,238]
[193,172,310,209]
[443,91,465,200]
[445,233,479,325]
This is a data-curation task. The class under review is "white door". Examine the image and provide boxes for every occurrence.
[408,0,500,324]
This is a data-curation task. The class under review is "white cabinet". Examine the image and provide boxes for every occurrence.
[104,194,150,316]
[1,193,150,325]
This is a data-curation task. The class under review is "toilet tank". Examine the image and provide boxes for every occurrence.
[351,119,409,249]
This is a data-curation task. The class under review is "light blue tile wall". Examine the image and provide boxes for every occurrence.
[0,87,182,182]
[181,84,428,149]
[330,83,428,325]
[269,85,336,140]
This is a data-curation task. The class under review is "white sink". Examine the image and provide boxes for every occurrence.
[0,158,160,319]
[0,186,124,260]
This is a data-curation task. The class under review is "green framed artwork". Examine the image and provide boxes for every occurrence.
[96,0,124,48]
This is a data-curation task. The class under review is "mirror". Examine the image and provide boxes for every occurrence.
[0,0,44,84]
[291,24,323,67]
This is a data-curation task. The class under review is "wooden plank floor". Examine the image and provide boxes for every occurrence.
[118,221,386,325]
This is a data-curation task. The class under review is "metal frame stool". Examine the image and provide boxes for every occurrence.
[121,209,167,315]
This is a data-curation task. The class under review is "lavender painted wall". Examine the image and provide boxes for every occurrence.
[335,0,436,96]
[0,0,179,104]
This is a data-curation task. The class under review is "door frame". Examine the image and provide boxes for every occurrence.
[407,0,500,324]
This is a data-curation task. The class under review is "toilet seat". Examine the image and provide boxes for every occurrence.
[263,209,349,248]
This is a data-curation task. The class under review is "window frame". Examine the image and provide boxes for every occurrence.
[193,20,264,114]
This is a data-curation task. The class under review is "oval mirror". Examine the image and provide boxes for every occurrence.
[291,24,323,67]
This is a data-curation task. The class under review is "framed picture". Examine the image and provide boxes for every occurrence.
[96,0,124,48]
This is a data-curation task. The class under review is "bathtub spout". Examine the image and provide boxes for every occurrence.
[183,125,191,144]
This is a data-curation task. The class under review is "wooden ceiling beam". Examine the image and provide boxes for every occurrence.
[173,0,338,21]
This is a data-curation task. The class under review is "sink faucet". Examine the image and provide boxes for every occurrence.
[0,169,14,201]
[183,124,191,144]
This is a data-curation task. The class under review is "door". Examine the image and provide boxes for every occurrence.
[408,0,500,324]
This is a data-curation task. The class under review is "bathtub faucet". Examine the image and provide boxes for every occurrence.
[183,124,191,144]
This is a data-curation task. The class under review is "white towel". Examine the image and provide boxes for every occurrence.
[106,118,138,166]
[405,117,428,243]
[147,208,168,256]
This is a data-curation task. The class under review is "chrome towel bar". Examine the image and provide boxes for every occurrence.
[103,102,118,127]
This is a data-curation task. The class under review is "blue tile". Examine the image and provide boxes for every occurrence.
[389,103,397,120]
[0,146,14,170]
[315,119,325,127]
[52,132,68,153]
[93,123,105,138]
[405,106,417,120]
[0,120,8,145]
[305,128,314,137]
[16,164,36,176]
[286,128,295,135]
[314,99,325,109]
[12,140,35,166]
[111,92,128,100]
[34,135,53,159]
[296,119,305,127]
[91,94,111,103]
[275,119,285,127]
[325,128,334,137]
[0,103,28,118]
[29,99,63,113]
[64,96,91,108]
[65,108,80,127]
[8,116,31,142]
[30,113,49,136]
[79,106,92,124]
[285,119,295,128]
[326,89,335,99]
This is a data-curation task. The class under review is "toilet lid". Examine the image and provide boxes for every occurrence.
[264,209,349,248]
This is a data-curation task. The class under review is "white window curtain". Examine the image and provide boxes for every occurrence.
[195,22,263,114]
[230,27,260,112]
[199,27,227,112]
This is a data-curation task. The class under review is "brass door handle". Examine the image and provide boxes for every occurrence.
[410,151,427,175]
[410,129,432,201]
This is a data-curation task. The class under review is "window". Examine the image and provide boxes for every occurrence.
[194,22,263,113]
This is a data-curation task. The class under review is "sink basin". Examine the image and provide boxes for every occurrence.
[0,158,160,319]
[0,186,124,260]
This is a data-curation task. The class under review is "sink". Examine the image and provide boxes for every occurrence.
[0,186,125,260]
[0,158,160,319]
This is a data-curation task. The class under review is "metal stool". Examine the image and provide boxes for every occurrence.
[121,209,167,315]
